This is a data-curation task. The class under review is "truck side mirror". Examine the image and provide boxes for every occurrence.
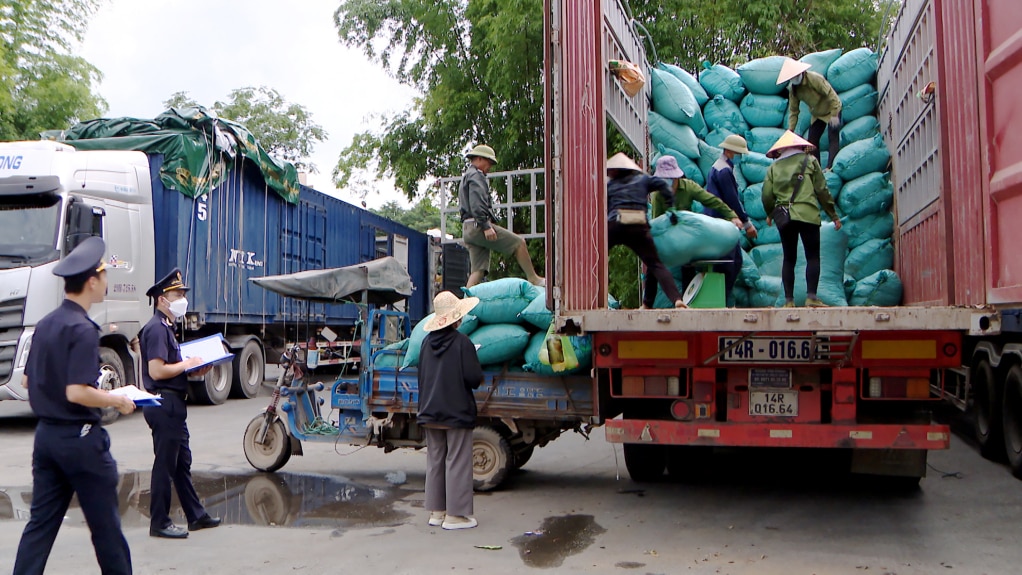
[65,196,106,253]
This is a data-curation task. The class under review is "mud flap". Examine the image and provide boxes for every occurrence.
[851,448,926,478]
[289,434,304,456]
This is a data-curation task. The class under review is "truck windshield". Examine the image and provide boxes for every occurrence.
[0,200,61,268]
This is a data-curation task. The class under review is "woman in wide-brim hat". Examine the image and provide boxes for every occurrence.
[416,291,484,530]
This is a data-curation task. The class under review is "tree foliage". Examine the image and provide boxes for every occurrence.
[162,86,327,172]
[371,198,441,233]
[0,0,107,140]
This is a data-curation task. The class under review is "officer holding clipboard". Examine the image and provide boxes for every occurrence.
[140,268,221,539]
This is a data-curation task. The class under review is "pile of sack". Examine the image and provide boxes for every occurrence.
[647,48,903,307]
[374,278,596,375]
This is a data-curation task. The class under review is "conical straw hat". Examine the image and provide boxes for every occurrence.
[606,152,642,172]
[776,58,812,84]
[765,130,815,158]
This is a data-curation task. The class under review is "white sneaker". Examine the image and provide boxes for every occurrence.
[428,511,445,527]
[441,516,478,530]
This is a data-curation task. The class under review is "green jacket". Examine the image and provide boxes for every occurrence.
[788,71,842,130]
[762,152,838,226]
[650,178,738,220]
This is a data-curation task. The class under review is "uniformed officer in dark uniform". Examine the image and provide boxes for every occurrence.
[13,236,136,575]
[140,268,221,539]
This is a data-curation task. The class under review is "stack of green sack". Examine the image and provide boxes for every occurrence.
[647,48,903,307]
[374,278,593,376]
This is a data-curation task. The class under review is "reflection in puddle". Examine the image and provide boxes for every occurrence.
[510,515,606,568]
[1,471,412,531]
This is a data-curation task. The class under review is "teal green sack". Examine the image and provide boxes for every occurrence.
[374,339,409,368]
[799,49,843,76]
[700,62,746,102]
[737,56,789,96]
[843,212,894,249]
[705,128,735,149]
[838,172,893,218]
[833,134,891,181]
[840,116,880,147]
[703,95,749,135]
[650,210,741,268]
[742,183,767,219]
[737,247,761,287]
[740,93,788,127]
[845,238,893,281]
[470,324,531,366]
[850,269,903,306]
[825,171,844,201]
[697,140,723,184]
[748,218,780,245]
[401,312,480,368]
[751,243,784,277]
[751,276,784,307]
[650,111,700,159]
[518,289,553,330]
[827,47,879,92]
[657,62,709,106]
[651,68,707,136]
[746,127,787,155]
[738,152,772,184]
[839,84,879,123]
[462,278,542,324]
[523,331,592,375]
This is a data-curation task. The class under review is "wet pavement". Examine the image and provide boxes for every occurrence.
[1,396,1022,573]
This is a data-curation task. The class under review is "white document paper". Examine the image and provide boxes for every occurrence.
[179,335,234,371]
[109,385,162,406]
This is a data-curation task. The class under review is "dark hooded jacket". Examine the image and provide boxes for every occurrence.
[416,326,484,429]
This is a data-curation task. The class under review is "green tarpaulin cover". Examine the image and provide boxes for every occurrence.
[47,107,300,204]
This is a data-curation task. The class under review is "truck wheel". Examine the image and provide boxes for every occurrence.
[1001,364,1022,479]
[98,347,127,425]
[623,443,666,482]
[666,446,712,481]
[512,445,535,469]
[973,358,1004,459]
[230,340,265,399]
[190,363,231,405]
[473,426,512,491]
[243,414,292,472]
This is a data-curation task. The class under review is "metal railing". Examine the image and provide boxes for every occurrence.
[434,168,547,243]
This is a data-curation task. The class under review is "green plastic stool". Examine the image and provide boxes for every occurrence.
[684,260,728,308]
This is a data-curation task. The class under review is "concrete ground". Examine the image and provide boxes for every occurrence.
[1,387,1020,575]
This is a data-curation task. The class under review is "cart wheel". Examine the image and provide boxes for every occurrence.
[623,443,666,482]
[512,445,535,470]
[243,475,291,526]
[231,340,265,399]
[244,415,292,472]
[1002,364,1022,478]
[473,426,512,492]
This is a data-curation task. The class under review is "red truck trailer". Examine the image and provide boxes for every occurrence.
[878,0,1022,477]
[540,0,1000,484]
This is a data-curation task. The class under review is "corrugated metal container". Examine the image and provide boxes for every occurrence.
[150,155,430,328]
[880,0,1022,307]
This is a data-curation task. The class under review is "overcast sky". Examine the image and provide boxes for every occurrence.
[79,0,418,209]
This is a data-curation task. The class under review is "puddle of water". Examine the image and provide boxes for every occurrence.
[510,514,606,568]
[1,470,412,530]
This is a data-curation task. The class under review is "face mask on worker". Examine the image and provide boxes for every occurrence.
[165,297,189,319]
[790,73,803,86]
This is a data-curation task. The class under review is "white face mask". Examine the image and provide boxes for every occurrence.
[166,297,189,319]
[790,73,803,86]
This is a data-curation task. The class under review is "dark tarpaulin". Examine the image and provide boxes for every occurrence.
[46,107,301,204]
[250,257,413,306]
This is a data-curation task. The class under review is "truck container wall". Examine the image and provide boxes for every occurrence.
[149,155,429,330]
[880,0,1022,307]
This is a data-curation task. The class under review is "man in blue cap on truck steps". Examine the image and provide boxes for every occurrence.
[14,236,136,575]
[140,268,221,539]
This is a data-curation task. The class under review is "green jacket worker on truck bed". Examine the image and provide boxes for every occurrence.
[779,58,843,169]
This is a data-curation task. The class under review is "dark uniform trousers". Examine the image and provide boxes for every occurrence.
[14,422,131,575]
[142,393,205,528]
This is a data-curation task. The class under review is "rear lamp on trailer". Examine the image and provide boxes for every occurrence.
[867,376,931,399]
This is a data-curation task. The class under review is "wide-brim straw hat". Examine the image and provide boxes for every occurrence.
[719,134,750,155]
[423,291,480,332]
[607,152,643,172]
[766,130,815,158]
[653,155,684,179]
[776,58,812,84]
[466,144,498,164]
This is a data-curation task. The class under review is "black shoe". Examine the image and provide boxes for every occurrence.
[150,524,188,539]
[188,514,222,531]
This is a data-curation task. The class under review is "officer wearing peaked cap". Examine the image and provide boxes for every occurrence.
[14,236,136,575]
[139,267,222,539]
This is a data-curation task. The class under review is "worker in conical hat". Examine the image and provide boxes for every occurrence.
[762,131,842,308]
[778,58,843,169]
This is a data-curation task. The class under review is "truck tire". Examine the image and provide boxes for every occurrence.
[512,445,535,469]
[98,347,127,425]
[230,340,265,399]
[666,446,712,481]
[623,443,666,482]
[1001,364,1022,479]
[189,363,231,405]
[473,426,512,492]
[973,358,1004,459]
[243,414,292,472]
